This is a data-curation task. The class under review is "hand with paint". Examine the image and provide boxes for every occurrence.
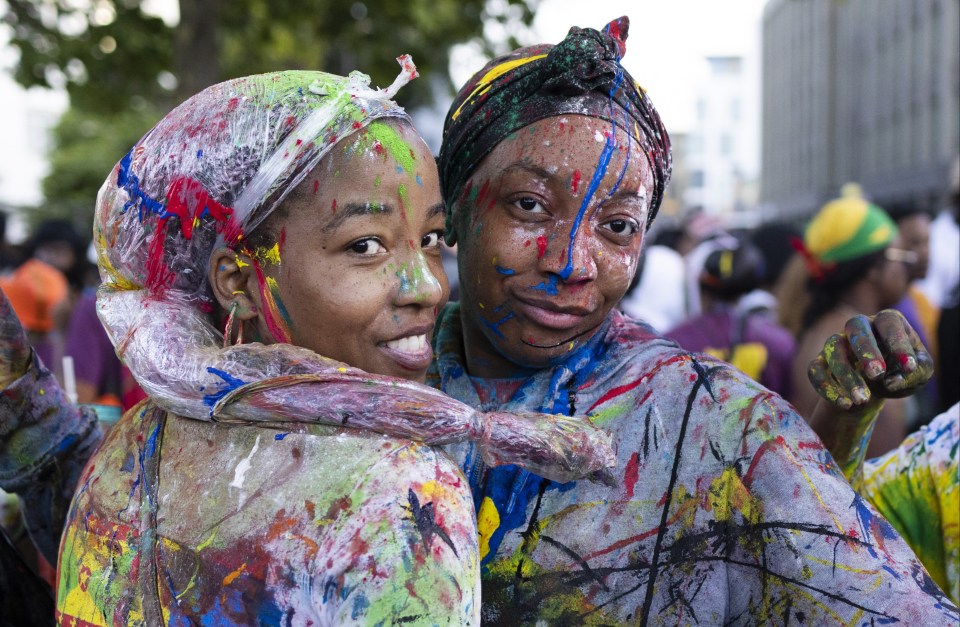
[0,288,32,390]
[806,309,933,485]
[807,309,932,411]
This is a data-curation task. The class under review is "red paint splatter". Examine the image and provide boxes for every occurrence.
[331,199,337,212]
[623,452,640,497]
[328,134,337,144]
[559,121,565,131]
[524,240,531,247]
[352,121,362,129]
[295,138,303,146]
[572,170,581,194]
[313,179,319,195]
[373,141,385,155]
[898,353,911,368]
[477,179,490,203]
[536,236,547,259]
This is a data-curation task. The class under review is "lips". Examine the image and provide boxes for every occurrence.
[512,294,595,331]
[378,326,434,371]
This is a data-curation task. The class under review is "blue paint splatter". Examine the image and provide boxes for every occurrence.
[196,149,203,158]
[415,174,423,187]
[275,433,288,440]
[531,275,560,295]
[495,265,516,275]
[202,367,247,408]
[483,311,515,339]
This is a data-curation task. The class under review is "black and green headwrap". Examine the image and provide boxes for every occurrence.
[438,16,672,240]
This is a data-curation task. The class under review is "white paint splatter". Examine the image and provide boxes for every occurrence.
[594,129,605,142]
[230,434,261,490]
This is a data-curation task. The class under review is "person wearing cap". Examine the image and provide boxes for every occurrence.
[666,238,796,398]
[789,187,917,457]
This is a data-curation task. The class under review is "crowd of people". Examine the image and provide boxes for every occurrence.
[0,14,957,626]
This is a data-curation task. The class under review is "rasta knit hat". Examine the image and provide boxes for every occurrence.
[803,184,897,267]
[438,16,671,240]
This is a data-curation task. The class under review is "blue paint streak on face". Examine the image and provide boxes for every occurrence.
[483,311,515,340]
[396,165,404,174]
[495,265,516,275]
[531,274,560,295]
[558,47,629,281]
[203,367,247,408]
[415,174,423,187]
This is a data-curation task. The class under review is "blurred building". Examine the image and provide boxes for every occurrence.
[683,56,761,222]
[762,0,960,220]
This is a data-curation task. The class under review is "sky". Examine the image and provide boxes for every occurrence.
[528,0,767,133]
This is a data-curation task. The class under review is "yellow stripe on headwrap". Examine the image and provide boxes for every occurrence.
[804,185,897,264]
[451,54,548,121]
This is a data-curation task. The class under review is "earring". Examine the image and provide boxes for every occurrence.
[223,302,243,347]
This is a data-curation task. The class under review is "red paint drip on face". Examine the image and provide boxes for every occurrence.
[572,170,581,194]
[331,199,337,212]
[477,179,491,204]
[278,227,286,251]
[313,179,319,195]
[536,236,547,259]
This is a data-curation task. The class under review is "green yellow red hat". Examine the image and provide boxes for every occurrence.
[804,184,897,265]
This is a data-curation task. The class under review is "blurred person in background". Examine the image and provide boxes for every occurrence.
[667,238,796,398]
[788,187,914,457]
[920,156,960,310]
[741,221,801,321]
[618,237,686,333]
[888,203,940,425]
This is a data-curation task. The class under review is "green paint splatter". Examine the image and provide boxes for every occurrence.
[366,121,416,173]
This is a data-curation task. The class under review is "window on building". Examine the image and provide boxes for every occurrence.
[721,134,734,155]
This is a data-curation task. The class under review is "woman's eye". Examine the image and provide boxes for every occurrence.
[603,219,639,236]
[515,196,545,213]
[348,238,386,255]
[421,231,443,249]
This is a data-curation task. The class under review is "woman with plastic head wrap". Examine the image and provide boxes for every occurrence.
[0,62,617,625]
[431,17,954,624]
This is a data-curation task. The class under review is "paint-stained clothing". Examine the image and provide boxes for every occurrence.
[858,403,959,604]
[56,401,479,626]
[431,304,959,625]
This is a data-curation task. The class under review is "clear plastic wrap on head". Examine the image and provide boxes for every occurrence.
[94,60,615,483]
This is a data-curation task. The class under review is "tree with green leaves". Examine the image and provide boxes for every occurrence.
[3,0,536,226]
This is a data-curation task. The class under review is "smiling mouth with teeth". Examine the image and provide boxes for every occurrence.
[384,334,429,353]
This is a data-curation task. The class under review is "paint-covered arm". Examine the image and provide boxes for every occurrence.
[858,404,960,604]
[0,289,103,565]
[806,310,933,487]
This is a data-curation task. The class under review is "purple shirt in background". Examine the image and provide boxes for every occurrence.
[666,307,796,399]
[64,291,122,400]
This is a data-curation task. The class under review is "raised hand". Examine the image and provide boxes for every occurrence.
[808,309,933,411]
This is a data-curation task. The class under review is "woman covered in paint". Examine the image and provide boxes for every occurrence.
[0,63,617,625]
[431,17,957,623]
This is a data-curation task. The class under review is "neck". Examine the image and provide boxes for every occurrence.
[837,280,880,314]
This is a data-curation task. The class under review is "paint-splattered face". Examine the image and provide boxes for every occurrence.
[452,115,653,376]
[254,120,448,381]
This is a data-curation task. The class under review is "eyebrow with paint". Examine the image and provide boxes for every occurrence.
[322,203,396,233]
[501,163,556,182]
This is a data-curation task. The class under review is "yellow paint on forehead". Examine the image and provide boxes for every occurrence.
[451,54,548,121]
